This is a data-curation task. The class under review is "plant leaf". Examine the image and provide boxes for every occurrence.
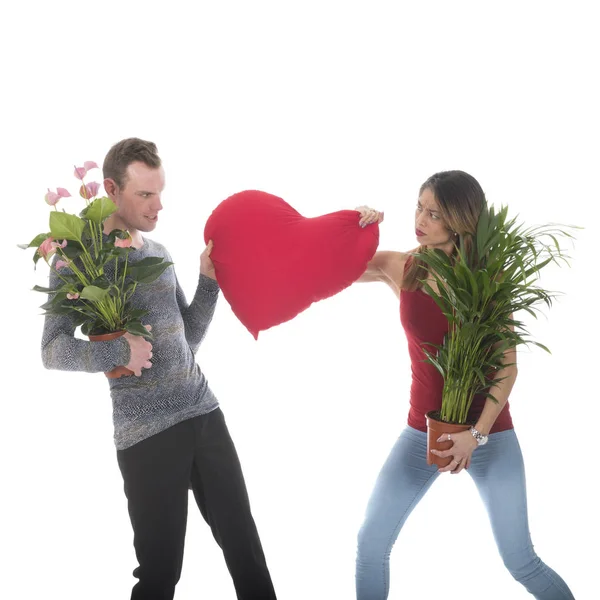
[18,232,50,249]
[127,261,173,284]
[83,196,117,224]
[80,285,110,302]
[124,320,153,338]
[50,211,85,242]
[32,284,57,294]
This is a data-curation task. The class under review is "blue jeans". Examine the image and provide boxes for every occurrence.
[356,426,574,599]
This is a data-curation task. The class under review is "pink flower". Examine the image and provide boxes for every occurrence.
[79,181,101,199]
[66,292,80,300]
[38,237,67,261]
[73,166,87,180]
[45,187,71,206]
[74,161,99,180]
[38,237,55,259]
[45,191,61,206]
[55,260,69,270]
[114,234,133,248]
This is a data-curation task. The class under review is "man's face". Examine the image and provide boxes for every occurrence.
[110,162,165,232]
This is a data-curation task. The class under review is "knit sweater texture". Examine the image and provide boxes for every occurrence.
[41,237,220,449]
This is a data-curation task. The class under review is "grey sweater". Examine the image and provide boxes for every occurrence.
[41,238,220,450]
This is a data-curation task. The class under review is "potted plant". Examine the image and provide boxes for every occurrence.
[415,203,576,466]
[20,161,172,378]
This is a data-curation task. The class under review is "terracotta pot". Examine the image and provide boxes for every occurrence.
[425,411,472,467]
[88,331,133,379]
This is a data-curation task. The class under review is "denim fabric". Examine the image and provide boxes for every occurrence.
[356,426,574,599]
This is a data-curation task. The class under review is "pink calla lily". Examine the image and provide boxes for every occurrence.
[74,166,87,180]
[115,234,133,248]
[45,187,71,206]
[45,190,61,206]
[74,161,99,181]
[38,237,56,259]
[66,292,80,300]
[56,187,71,197]
[38,237,67,261]
[79,181,101,199]
[55,260,69,270]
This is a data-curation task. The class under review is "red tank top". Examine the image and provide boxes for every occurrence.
[399,287,514,433]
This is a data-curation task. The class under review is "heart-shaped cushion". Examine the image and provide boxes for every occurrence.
[204,190,379,338]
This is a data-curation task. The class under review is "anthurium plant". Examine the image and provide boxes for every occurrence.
[416,203,576,424]
[20,162,172,337]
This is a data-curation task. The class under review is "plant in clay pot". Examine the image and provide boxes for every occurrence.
[20,161,172,377]
[414,203,576,466]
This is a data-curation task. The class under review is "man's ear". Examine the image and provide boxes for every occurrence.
[104,178,119,202]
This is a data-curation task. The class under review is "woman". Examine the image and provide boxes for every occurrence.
[353,170,574,599]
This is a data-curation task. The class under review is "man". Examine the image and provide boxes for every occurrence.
[41,138,277,600]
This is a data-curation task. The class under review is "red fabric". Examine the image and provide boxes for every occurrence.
[400,287,514,433]
[204,190,379,338]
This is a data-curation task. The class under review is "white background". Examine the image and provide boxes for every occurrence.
[1,1,598,599]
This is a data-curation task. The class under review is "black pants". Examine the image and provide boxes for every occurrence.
[117,408,276,600]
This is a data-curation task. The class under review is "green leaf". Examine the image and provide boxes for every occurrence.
[128,308,149,320]
[50,211,85,242]
[60,244,83,260]
[80,285,110,302]
[32,284,57,294]
[532,341,552,353]
[89,277,110,290]
[39,294,65,310]
[128,256,168,268]
[83,196,117,224]
[18,232,50,249]
[128,261,173,284]
[124,320,153,338]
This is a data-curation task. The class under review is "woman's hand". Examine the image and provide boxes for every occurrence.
[430,430,478,474]
[355,206,384,228]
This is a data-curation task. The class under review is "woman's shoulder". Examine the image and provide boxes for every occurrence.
[378,249,417,270]
[373,250,414,290]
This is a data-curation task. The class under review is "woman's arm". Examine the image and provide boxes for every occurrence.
[355,251,407,295]
[473,345,518,437]
[352,206,407,295]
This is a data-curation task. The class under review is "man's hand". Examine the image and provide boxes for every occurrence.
[200,240,216,280]
[124,325,153,377]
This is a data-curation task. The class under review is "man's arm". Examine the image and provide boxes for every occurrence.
[41,304,130,375]
[175,273,220,354]
[40,265,149,374]
[175,241,220,354]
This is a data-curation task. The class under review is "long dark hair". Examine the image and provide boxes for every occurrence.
[404,170,486,291]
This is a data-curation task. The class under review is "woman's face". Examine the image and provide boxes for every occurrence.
[415,187,455,253]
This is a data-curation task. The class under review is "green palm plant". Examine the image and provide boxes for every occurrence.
[415,204,576,424]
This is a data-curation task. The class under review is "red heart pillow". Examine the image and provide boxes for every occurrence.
[204,190,379,338]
